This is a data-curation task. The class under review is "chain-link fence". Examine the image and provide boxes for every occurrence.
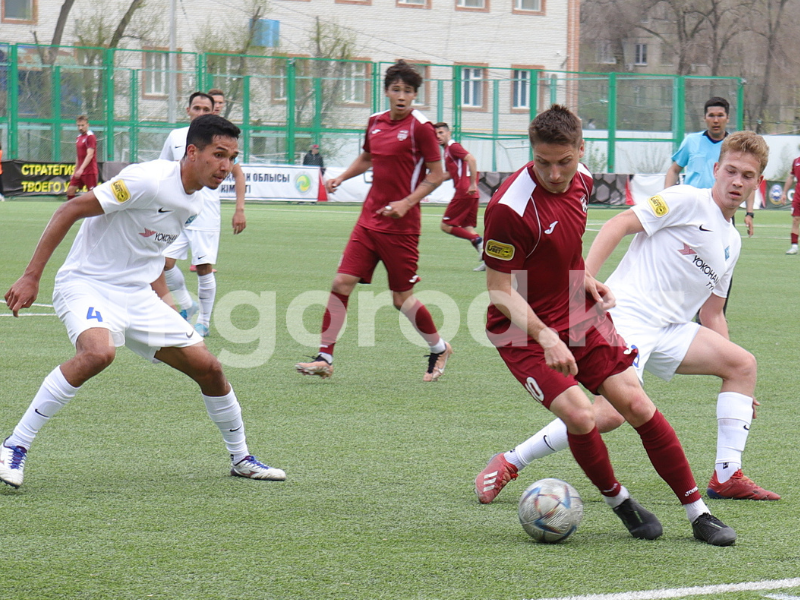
[0,42,743,173]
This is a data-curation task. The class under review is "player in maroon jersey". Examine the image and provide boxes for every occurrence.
[474,104,736,545]
[434,122,484,270]
[67,115,99,201]
[779,155,800,254]
[296,60,453,382]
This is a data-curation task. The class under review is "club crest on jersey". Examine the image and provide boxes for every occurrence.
[185,215,198,226]
[485,240,515,261]
[580,194,588,213]
[725,246,730,259]
[111,180,131,203]
[647,194,669,217]
[397,130,409,141]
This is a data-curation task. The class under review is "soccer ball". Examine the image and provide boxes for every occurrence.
[518,478,583,543]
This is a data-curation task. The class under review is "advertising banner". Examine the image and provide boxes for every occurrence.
[218,164,321,202]
[1,160,76,196]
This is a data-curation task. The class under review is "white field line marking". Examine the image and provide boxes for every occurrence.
[534,578,800,600]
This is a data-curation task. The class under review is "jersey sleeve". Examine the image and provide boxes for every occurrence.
[483,203,533,273]
[159,133,174,161]
[86,133,97,151]
[671,137,690,168]
[362,116,376,154]
[417,122,442,164]
[632,185,699,237]
[449,142,470,161]
[93,163,159,214]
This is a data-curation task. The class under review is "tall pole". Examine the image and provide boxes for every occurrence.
[167,0,177,123]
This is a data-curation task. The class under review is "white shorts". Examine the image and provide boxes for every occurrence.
[163,229,220,265]
[610,309,701,383]
[53,277,204,362]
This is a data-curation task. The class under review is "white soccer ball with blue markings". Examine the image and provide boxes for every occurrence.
[518,478,583,543]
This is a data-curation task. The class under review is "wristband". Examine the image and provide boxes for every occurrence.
[745,212,754,218]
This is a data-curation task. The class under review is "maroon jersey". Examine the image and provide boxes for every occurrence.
[356,109,440,235]
[484,161,594,340]
[444,139,474,197]
[792,156,800,196]
[76,130,98,175]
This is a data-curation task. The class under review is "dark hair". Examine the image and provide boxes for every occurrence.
[187,91,215,109]
[186,114,240,151]
[207,88,225,98]
[384,60,422,91]
[433,122,450,130]
[704,96,730,116]
[528,104,582,147]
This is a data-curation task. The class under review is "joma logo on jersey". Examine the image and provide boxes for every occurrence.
[485,240,515,261]
[647,194,669,217]
[111,180,131,203]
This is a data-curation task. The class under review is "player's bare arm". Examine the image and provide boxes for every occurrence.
[4,192,104,316]
[779,171,795,205]
[466,153,479,194]
[665,161,682,187]
[584,273,616,312]
[584,209,646,276]
[486,266,577,376]
[697,293,730,340]
[325,152,372,194]
[381,160,444,219]
[231,163,246,234]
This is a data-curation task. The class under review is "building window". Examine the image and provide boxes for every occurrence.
[461,67,484,108]
[513,0,542,13]
[143,51,169,97]
[456,0,488,11]
[2,0,36,22]
[634,43,647,66]
[272,64,287,102]
[512,70,530,109]
[397,0,428,6]
[341,61,369,105]
[409,62,430,107]
[596,41,616,65]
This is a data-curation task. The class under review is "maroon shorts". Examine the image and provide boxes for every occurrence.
[442,193,479,228]
[338,224,420,292]
[69,172,98,191]
[792,193,800,217]
[496,315,636,409]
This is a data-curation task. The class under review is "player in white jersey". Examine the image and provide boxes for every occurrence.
[160,91,247,338]
[1,115,285,489]
[476,131,779,504]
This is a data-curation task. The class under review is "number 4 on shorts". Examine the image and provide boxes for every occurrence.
[86,307,103,322]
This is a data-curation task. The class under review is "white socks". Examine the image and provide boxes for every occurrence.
[197,273,216,328]
[164,266,192,311]
[505,418,569,469]
[602,485,630,509]
[9,366,79,449]
[202,386,248,463]
[429,338,446,354]
[684,499,710,523]
[715,391,753,483]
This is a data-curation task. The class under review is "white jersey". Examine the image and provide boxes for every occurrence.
[605,185,741,328]
[55,160,204,289]
[160,126,220,232]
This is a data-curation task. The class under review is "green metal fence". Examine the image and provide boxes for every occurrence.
[0,42,744,173]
